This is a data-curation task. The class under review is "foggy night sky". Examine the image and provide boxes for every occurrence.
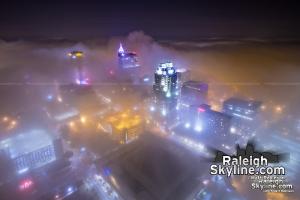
[0,1,300,40]
[0,1,300,117]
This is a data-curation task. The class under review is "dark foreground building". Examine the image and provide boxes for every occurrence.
[96,133,210,200]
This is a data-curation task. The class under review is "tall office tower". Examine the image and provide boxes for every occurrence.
[117,43,140,83]
[181,81,208,106]
[153,62,178,100]
[68,51,89,85]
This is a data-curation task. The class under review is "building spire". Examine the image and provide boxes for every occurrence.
[118,43,124,53]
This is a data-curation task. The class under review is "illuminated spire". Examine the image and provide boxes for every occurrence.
[118,43,124,53]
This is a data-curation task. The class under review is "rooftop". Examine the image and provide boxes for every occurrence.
[223,97,262,110]
[0,129,54,159]
[106,110,142,131]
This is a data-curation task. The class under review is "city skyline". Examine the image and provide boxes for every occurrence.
[0,1,299,200]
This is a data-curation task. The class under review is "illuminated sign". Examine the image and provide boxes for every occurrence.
[19,179,34,191]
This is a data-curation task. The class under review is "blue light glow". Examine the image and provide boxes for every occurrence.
[194,123,203,132]
[150,106,155,112]
[185,122,191,129]
[76,78,89,85]
[80,147,86,152]
[47,94,53,101]
[18,167,29,174]
[162,109,167,116]
[67,186,74,194]
[194,117,203,132]
[103,167,112,177]
[232,113,253,120]
[143,77,150,82]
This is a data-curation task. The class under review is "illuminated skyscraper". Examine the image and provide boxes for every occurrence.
[118,43,140,69]
[68,51,89,85]
[117,43,140,83]
[153,62,178,100]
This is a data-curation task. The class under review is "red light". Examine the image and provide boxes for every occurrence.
[109,70,114,75]
[198,107,206,112]
[19,179,33,191]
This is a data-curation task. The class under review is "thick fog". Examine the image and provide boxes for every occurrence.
[0,31,300,116]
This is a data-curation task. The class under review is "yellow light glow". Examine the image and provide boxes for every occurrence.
[80,116,86,124]
[11,120,16,126]
[275,106,283,113]
[2,116,8,122]
[69,121,75,127]
[75,52,83,57]
[266,192,289,200]
[68,51,83,58]
[106,110,142,131]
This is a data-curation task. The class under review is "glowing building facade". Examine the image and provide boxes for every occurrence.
[118,43,140,69]
[0,130,63,175]
[105,111,143,144]
[117,43,141,83]
[153,62,178,100]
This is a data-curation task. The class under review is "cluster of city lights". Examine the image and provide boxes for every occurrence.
[94,174,119,200]
[1,116,17,131]
[76,78,90,85]
[184,121,203,132]
[106,110,142,131]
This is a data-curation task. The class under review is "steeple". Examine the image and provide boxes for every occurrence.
[118,43,124,54]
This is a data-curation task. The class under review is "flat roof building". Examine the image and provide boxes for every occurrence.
[181,81,208,106]
[0,129,63,176]
[223,98,262,121]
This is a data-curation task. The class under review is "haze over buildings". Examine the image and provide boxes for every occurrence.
[0,1,299,200]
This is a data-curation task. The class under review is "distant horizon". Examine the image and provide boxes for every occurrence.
[2,34,300,44]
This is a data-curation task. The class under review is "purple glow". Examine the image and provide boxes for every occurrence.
[118,43,124,54]
[76,78,89,85]
[198,107,206,112]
